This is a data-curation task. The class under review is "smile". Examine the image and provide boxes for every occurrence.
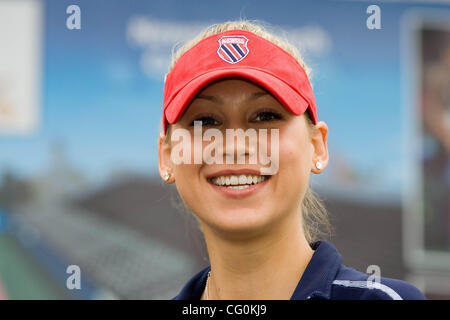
[210,175,269,189]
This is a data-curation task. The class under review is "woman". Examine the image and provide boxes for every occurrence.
[158,20,426,300]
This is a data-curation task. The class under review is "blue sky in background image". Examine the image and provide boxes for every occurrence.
[1,0,449,199]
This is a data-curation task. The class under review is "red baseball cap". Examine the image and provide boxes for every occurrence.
[162,29,317,133]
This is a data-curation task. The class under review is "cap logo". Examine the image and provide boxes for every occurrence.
[217,35,249,64]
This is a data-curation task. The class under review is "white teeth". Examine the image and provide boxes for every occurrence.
[228,185,250,189]
[211,174,268,187]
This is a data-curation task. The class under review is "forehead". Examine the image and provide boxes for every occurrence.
[190,78,284,110]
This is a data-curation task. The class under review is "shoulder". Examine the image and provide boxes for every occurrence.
[331,265,426,300]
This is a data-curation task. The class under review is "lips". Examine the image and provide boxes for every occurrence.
[206,169,271,197]
[210,174,269,189]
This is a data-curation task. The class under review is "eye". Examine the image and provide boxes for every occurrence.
[190,116,220,127]
[252,111,282,122]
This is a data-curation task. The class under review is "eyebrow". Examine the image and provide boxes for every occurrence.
[194,91,269,104]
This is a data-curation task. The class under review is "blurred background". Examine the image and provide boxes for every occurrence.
[0,0,449,299]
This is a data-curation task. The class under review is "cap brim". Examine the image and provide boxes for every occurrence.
[164,68,311,125]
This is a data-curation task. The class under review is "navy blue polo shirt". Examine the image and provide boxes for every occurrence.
[173,241,426,300]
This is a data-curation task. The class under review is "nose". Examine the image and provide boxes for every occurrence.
[224,128,258,165]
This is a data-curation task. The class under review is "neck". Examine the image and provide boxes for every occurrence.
[201,212,314,300]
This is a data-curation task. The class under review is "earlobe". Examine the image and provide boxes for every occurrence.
[158,133,175,183]
[311,160,325,174]
[161,169,175,183]
[163,172,171,181]
[315,161,323,170]
[310,121,329,174]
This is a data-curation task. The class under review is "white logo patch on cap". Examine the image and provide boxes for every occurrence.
[217,35,249,64]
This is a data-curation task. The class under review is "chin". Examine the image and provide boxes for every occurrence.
[199,205,279,239]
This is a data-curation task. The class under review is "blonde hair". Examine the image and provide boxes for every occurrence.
[164,19,331,244]
[166,20,311,80]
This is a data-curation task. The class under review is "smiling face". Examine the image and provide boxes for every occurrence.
[159,78,328,240]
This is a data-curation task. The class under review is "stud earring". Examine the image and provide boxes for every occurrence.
[315,161,323,170]
[163,172,171,181]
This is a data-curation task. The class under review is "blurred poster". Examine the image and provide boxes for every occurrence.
[420,26,450,253]
[403,11,450,277]
[0,0,42,135]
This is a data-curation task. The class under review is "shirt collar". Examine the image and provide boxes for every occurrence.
[290,240,342,300]
[174,265,210,300]
[174,240,342,300]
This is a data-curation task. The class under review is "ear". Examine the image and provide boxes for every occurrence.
[310,121,329,174]
[158,132,175,183]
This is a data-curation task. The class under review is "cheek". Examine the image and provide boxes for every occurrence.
[173,163,202,207]
[278,130,312,188]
